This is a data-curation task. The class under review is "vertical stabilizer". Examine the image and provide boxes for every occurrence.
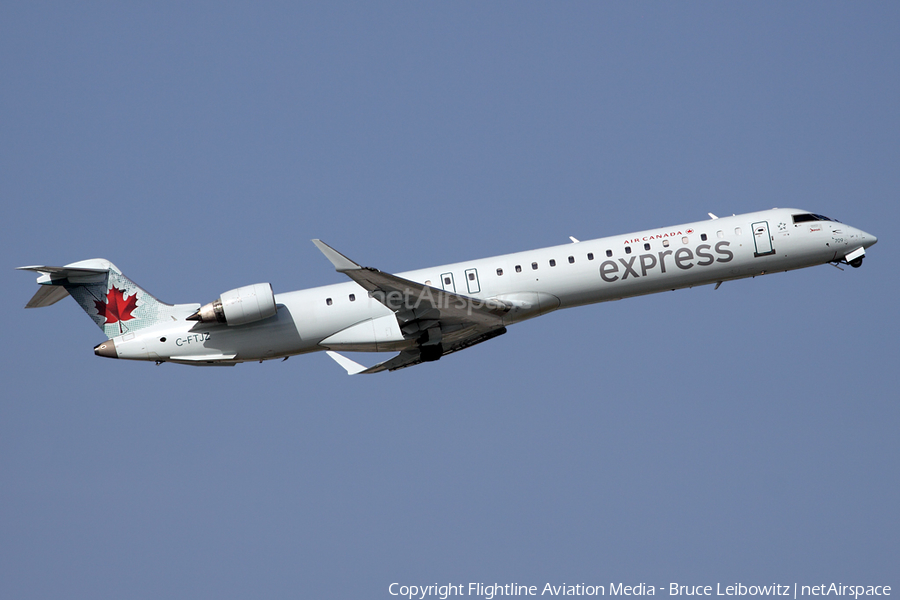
[19,259,178,338]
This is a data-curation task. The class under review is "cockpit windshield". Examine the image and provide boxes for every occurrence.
[792,213,840,224]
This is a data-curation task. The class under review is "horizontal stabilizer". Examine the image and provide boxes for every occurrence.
[19,263,110,310]
[24,285,70,308]
[17,264,110,283]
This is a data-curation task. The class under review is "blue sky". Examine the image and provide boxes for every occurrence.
[2,3,898,599]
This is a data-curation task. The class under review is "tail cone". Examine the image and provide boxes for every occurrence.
[94,339,118,359]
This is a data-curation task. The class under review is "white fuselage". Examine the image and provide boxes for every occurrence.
[110,208,876,364]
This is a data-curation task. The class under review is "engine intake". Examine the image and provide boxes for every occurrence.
[187,283,277,326]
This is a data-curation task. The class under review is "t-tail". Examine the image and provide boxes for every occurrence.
[18,259,191,339]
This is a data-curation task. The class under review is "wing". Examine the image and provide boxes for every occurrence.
[327,327,507,374]
[313,239,510,373]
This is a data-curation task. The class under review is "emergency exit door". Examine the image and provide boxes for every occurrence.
[465,268,481,294]
[440,272,456,293]
[752,221,775,257]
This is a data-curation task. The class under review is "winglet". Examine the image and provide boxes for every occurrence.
[325,350,368,375]
[312,239,362,272]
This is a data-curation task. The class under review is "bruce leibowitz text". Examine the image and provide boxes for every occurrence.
[389,582,891,600]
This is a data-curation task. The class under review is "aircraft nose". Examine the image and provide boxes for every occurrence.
[860,229,878,248]
[94,339,118,359]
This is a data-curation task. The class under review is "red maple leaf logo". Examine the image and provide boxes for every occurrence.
[95,286,138,330]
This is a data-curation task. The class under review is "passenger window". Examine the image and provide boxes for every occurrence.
[662,239,670,247]
[700,233,707,241]
[606,249,613,257]
[717,230,724,239]
[349,294,355,301]
[587,253,594,261]
[568,256,575,264]
[515,265,522,273]
[532,262,538,270]
[444,277,451,285]
[496,268,503,276]
[625,247,632,254]
[735,227,742,235]
[643,243,651,251]
[549,259,556,267]
[326,298,333,306]
[682,236,689,244]
[468,273,475,280]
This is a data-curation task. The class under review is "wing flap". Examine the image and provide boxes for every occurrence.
[359,349,424,374]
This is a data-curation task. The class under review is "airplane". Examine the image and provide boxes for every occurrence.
[19,208,876,374]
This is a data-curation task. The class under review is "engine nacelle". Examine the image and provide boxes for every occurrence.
[187,283,277,326]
